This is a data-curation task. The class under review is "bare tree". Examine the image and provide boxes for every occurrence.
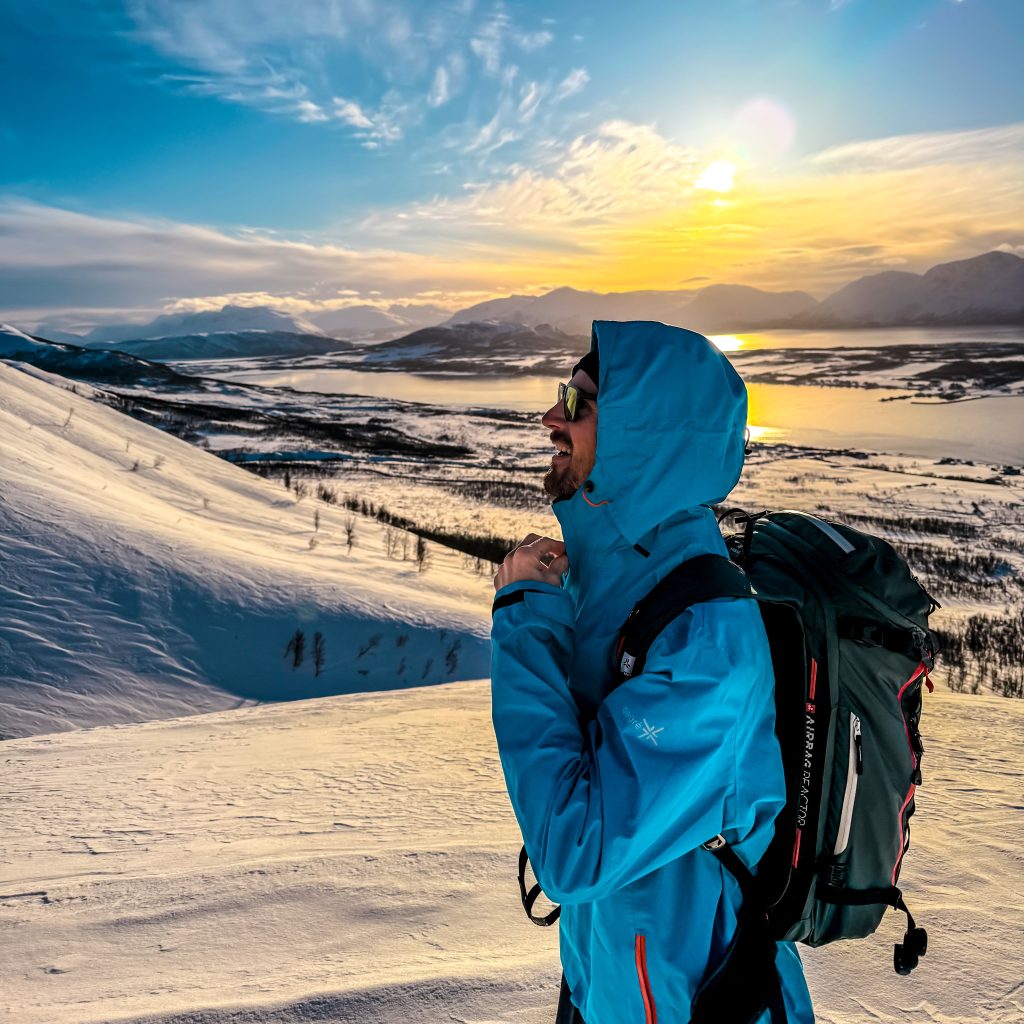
[313,632,326,677]
[284,628,305,668]
[416,536,430,573]
[314,509,320,532]
[344,515,356,552]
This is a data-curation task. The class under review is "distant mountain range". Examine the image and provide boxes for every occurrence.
[444,251,1024,334]
[22,250,1024,363]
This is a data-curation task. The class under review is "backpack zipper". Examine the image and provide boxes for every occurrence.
[634,934,658,1024]
[834,713,862,855]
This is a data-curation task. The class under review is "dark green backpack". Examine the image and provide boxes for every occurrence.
[611,508,940,1020]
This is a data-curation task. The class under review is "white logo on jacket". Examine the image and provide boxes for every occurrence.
[622,706,665,746]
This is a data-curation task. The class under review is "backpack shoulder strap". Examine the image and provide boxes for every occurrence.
[615,553,755,682]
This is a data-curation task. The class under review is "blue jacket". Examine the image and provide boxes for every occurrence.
[490,321,814,1024]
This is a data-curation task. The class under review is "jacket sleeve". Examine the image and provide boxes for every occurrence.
[491,580,766,906]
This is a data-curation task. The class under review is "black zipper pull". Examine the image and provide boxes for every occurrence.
[854,720,864,775]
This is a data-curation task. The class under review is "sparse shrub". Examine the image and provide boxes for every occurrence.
[130,459,141,472]
[421,657,433,680]
[314,509,320,532]
[416,536,430,573]
[357,634,381,659]
[283,469,292,490]
[396,633,408,648]
[293,481,309,501]
[285,628,305,669]
[316,483,336,503]
[153,454,166,470]
[313,631,325,677]
[202,496,210,510]
[445,637,461,674]
[344,516,356,552]
[62,408,73,429]
[308,536,318,550]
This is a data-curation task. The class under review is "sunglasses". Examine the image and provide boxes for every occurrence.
[558,381,598,422]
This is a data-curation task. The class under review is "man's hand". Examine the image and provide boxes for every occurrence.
[494,534,569,592]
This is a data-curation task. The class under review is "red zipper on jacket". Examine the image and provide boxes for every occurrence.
[634,934,658,1024]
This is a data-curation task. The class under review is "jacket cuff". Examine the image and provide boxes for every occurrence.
[491,580,575,628]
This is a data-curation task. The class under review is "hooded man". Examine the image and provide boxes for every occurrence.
[490,321,814,1024]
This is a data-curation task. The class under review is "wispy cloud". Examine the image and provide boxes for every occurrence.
[555,68,589,102]
[125,0,563,148]
[812,122,1024,170]
[428,66,450,108]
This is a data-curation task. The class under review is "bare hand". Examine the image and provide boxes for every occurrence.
[494,534,569,591]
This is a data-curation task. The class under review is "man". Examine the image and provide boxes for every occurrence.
[490,321,814,1024]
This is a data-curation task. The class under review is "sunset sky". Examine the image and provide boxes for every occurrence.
[1,0,1022,329]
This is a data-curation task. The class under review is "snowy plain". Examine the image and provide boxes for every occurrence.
[2,683,1022,1024]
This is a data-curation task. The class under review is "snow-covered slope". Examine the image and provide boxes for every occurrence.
[95,329,350,362]
[0,360,491,738]
[1,682,1020,1024]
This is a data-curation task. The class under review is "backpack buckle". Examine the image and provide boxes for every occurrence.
[856,624,884,647]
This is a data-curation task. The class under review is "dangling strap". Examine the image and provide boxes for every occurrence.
[690,835,788,1024]
[818,883,928,974]
[518,845,560,927]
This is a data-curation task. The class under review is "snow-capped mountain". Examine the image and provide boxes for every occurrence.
[309,302,448,337]
[93,329,351,362]
[0,357,490,739]
[78,304,328,345]
[358,321,580,374]
[799,251,1024,326]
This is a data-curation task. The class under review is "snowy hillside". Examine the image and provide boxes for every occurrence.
[2,681,1020,1024]
[0,359,492,739]
[92,329,349,362]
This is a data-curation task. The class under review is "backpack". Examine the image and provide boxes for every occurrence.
[517,508,940,1022]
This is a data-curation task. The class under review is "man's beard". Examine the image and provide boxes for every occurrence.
[543,458,582,500]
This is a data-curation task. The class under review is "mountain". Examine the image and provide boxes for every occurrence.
[0,357,490,738]
[309,302,448,338]
[680,284,819,330]
[357,321,580,374]
[0,322,193,387]
[94,329,352,362]
[803,251,1024,326]
[447,286,700,335]
[78,304,328,345]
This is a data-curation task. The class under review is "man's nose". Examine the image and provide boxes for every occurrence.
[541,400,564,429]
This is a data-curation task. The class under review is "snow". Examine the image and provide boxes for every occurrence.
[2,682,1021,1023]
[0,360,492,738]
[1,352,1022,1023]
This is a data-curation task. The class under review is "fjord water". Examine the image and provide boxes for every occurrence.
[212,326,1024,466]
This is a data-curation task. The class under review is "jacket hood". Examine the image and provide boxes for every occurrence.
[580,320,747,547]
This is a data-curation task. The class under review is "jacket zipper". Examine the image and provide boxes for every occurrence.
[634,934,657,1024]
[834,713,862,855]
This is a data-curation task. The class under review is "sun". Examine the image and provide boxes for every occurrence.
[695,160,736,193]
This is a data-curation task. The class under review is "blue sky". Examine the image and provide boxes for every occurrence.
[1,0,1022,328]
